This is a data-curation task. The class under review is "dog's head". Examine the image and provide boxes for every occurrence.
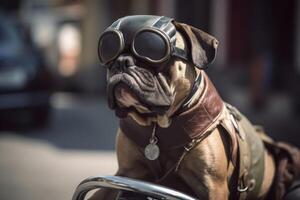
[98,15,218,127]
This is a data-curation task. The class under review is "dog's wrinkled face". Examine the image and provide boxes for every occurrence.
[101,17,219,127]
[107,32,195,127]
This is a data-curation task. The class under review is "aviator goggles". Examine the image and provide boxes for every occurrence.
[98,16,189,67]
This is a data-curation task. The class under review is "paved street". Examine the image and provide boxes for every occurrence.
[0,93,119,200]
[20,93,119,150]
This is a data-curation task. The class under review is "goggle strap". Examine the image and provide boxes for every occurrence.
[173,47,189,61]
[153,16,173,28]
[173,46,204,69]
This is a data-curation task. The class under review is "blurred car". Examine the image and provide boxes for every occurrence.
[0,13,53,128]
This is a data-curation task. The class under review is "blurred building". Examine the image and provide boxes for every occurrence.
[1,0,300,112]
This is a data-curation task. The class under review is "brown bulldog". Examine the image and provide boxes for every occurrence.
[90,15,300,200]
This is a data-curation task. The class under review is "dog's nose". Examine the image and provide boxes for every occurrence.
[115,55,136,70]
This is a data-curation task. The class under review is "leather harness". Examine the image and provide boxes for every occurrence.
[120,72,265,199]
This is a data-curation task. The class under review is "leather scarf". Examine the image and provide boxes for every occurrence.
[119,72,224,150]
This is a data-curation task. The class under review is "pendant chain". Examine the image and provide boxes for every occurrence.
[149,123,157,144]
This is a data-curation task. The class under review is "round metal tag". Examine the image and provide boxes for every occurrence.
[144,143,160,160]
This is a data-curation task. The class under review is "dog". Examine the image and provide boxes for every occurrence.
[90,15,300,200]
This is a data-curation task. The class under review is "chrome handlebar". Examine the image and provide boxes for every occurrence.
[72,175,197,200]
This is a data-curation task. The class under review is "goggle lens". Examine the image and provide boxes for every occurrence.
[98,31,123,64]
[133,31,168,62]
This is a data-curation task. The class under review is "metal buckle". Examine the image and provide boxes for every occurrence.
[237,172,249,193]
[184,140,196,151]
[237,172,253,193]
[237,185,249,193]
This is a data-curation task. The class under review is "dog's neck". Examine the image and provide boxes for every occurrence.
[120,72,224,149]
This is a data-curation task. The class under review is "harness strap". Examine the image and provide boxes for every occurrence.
[174,128,215,172]
[227,104,265,200]
[236,131,251,200]
[154,114,225,185]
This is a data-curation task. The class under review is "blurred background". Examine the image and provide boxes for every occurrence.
[0,0,299,199]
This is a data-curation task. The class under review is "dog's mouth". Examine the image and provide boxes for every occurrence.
[107,66,174,118]
[113,83,156,118]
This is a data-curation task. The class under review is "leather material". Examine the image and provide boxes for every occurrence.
[109,15,176,46]
[120,72,224,150]
[234,109,265,200]
[219,108,239,166]
[260,132,300,200]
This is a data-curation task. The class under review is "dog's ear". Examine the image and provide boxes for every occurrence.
[174,22,218,69]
